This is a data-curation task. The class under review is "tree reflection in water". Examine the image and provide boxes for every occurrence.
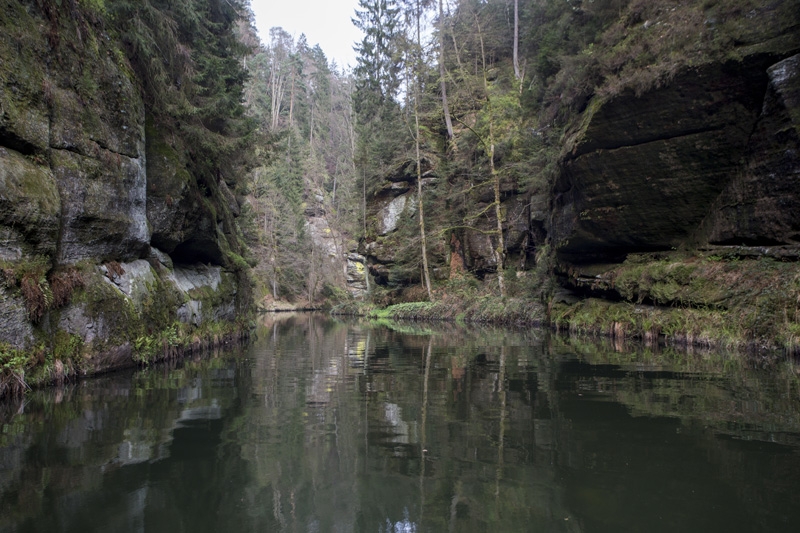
[1,313,800,532]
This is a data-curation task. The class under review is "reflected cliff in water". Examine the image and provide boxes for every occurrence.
[2,314,800,532]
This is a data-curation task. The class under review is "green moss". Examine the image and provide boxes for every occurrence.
[1,149,60,222]
[74,269,140,349]
[78,0,106,15]
[51,330,83,362]
[140,275,184,334]
[554,252,800,352]
[225,251,250,271]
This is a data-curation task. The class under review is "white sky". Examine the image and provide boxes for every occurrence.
[249,0,364,71]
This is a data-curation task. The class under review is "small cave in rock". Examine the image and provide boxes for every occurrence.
[556,272,624,302]
[0,127,40,156]
[170,239,224,266]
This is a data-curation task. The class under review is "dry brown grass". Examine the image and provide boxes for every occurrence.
[20,275,48,322]
[50,267,85,308]
[105,261,125,278]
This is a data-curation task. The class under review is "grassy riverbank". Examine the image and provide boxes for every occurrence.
[0,319,252,400]
[334,252,800,358]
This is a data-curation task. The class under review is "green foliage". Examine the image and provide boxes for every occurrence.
[0,343,29,373]
[552,253,800,351]
[133,324,181,364]
[352,0,403,110]
[225,251,251,271]
[78,0,106,14]
[0,342,31,398]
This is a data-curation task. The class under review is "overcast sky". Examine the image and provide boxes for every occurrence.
[249,0,364,71]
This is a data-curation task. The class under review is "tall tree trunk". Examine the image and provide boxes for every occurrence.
[269,61,285,131]
[309,104,314,148]
[513,0,520,80]
[490,140,505,297]
[288,72,295,127]
[362,166,367,239]
[439,0,454,139]
[476,12,506,297]
[416,109,433,299]
[414,0,433,300]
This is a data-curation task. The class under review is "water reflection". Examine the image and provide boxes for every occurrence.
[1,314,800,532]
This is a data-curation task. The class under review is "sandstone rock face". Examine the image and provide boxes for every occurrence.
[168,264,237,323]
[0,2,150,265]
[57,304,103,345]
[361,162,535,286]
[53,147,149,264]
[100,260,156,303]
[168,264,225,294]
[144,125,225,265]
[346,253,368,298]
[552,53,797,262]
[379,194,409,235]
[57,260,238,347]
[306,215,340,260]
[0,2,249,368]
[0,147,60,260]
[1,3,238,270]
[701,54,800,246]
[0,288,33,349]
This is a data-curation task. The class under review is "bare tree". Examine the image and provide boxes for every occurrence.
[513,0,520,80]
[439,0,454,139]
[410,0,433,299]
[475,12,506,297]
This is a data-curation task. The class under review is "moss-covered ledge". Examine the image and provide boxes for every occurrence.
[331,250,800,358]
[551,251,800,354]
[1,254,254,400]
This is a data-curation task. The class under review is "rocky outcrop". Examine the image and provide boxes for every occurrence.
[700,54,800,246]
[551,36,800,263]
[345,253,368,298]
[145,124,231,265]
[0,147,60,260]
[354,1,799,320]
[552,55,776,262]
[0,1,251,385]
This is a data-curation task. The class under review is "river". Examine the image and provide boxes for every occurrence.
[1,313,799,532]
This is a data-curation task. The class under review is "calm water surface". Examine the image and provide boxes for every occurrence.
[2,314,800,532]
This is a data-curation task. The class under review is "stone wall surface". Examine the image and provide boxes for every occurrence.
[0,1,250,377]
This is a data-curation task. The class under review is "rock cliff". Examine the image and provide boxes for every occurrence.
[0,0,252,393]
[553,51,800,264]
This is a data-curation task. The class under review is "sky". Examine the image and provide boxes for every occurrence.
[249,0,364,71]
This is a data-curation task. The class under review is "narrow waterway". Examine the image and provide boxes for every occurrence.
[2,314,800,532]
